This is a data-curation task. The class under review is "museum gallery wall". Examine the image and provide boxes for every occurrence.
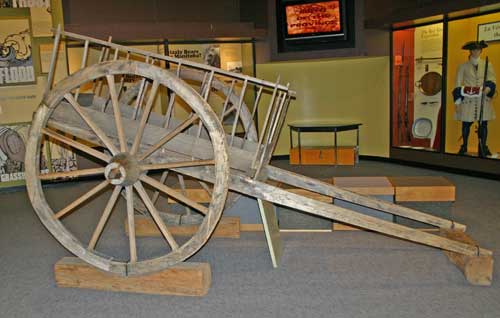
[0,1,255,189]
[0,1,76,188]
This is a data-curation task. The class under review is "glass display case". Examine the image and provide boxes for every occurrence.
[390,8,500,176]
[391,23,444,152]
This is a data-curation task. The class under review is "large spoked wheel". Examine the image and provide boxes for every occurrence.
[25,60,229,276]
[118,67,258,213]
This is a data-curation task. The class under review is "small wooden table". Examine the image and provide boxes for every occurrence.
[288,121,362,166]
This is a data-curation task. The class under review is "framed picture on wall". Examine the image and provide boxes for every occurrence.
[477,21,500,42]
[0,17,36,86]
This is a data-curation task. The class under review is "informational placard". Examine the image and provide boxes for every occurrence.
[478,21,500,42]
[0,122,78,187]
[10,0,50,8]
[0,18,35,86]
[285,1,341,37]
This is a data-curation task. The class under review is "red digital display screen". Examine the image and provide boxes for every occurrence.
[285,1,341,37]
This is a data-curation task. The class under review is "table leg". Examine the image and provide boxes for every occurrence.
[356,128,360,164]
[298,130,302,164]
[334,131,338,167]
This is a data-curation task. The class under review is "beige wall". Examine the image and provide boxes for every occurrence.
[256,56,390,157]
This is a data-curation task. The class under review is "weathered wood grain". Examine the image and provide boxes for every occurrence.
[440,229,493,286]
[127,215,240,239]
[54,257,211,296]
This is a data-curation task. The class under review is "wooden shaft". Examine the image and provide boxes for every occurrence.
[151,170,169,204]
[265,166,467,231]
[64,94,119,155]
[39,167,105,180]
[87,186,122,250]
[196,71,215,138]
[177,166,490,257]
[230,79,248,146]
[261,95,291,167]
[116,52,130,100]
[139,114,199,161]
[53,180,110,219]
[59,30,295,95]
[177,174,192,216]
[220,80,236,120]
[244,86,263,140]
[140,159,214,171]
[255,90,290,177]
[41,128,111,162]
[132,56,150,120]
[163,63,182,129]
[44,24,62,98]
[251,77,280,168]
[131,80,160,155]
[95,36,113,97]
[255,91,286,177]
[134,182,179,250]
[126,186,138,263]
[106,75,128,152]
[140,175,208,215]
[74,39,89,101]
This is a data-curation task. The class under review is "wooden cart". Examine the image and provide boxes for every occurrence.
[26,27,493,286]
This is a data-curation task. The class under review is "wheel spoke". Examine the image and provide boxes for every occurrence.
[126,186,138,263]
[140,175,208,215]
[39,167,105,181]
[87,186,122,250]
[53,180,110,219]
[64,93,119,155]
[42,128,111,163]
[138,114,199,161]
[151,170,169,205]
[106,75,128,152]
[140,159,214,171]
[134,181,179,250]
[131,80,160,155]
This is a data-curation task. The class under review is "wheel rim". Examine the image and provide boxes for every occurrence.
[26,60,229,275]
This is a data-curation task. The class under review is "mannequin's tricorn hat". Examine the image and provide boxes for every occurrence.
[462,40,488,50]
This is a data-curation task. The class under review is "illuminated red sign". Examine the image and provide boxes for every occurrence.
[285,1,341,36]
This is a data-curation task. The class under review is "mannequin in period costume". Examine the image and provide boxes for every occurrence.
[453,40,496,155]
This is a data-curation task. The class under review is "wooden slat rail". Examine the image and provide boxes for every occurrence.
[58,29,295,96]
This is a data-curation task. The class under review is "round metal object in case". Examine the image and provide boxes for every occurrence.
[415,71,442,96]
[412,118,433,139]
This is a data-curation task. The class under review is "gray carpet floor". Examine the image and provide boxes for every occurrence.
[1,159,500,318]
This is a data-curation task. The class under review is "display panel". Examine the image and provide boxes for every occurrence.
[391,23,444,151]
[276,0,354,52]
[446,12,500,159]
[284,1,342,39]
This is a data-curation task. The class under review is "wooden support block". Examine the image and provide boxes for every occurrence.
[333,176,395,196]
[440,230,493,286]
[388,176,455,202]
[290,146,355,165]
[240,224,264,231]
[54,257,211,296]
[129,215,240,238]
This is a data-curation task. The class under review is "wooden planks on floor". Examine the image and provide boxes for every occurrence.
[54,257,211,296]
[127,215,241,238]
[388,176,455,202]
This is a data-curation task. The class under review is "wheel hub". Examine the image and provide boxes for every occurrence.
[104,153,141,186]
